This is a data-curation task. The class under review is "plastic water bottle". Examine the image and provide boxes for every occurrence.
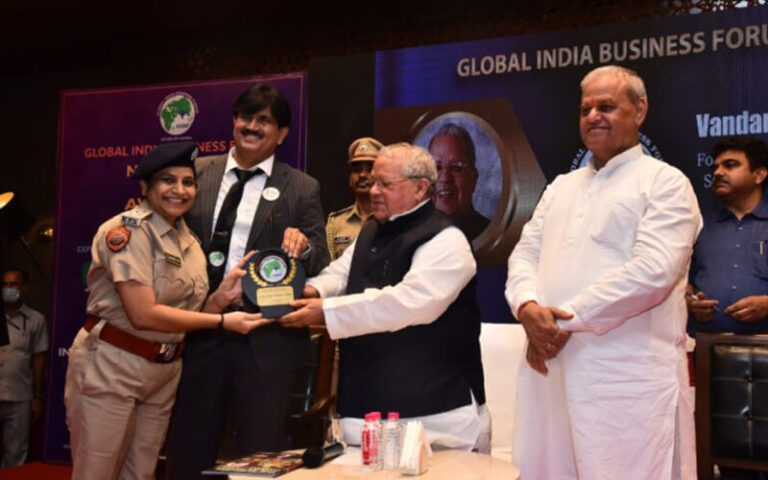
[371,411,383,470]
[361,412,382,471]
[382,412,403,470]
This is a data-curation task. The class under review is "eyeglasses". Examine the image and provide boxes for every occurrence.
[371,177,414,189]
[236,113,276,126]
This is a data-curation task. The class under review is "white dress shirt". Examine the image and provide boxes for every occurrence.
[506,145,701,480]
[211,148,274,275]
[307,200,486,450]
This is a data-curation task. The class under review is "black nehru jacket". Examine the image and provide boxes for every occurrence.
[337,201,486,419]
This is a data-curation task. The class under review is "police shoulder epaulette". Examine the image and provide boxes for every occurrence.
[328,205,353,218]
[121,207,153,229]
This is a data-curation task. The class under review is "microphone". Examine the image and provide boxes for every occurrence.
[302,442,346,468]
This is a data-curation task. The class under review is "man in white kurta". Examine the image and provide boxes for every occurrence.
[506,66,700,480]
[279,143,489,451]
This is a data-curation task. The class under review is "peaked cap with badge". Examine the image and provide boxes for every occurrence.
[347,137,383,163]
[131,141,199,180]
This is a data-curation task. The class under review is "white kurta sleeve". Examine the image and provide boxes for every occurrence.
[321,226,476,340]
[505,181,558,319]
[306,238,357,298]
[560,168,701,334]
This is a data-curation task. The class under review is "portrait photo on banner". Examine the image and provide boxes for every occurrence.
[375,98,546,266]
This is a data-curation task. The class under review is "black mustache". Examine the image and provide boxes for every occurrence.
[240,128,264,138]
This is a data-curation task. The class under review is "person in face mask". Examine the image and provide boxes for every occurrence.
[0,268,48,468]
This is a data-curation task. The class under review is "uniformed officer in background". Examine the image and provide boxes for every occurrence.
[326,137,383,260]
[0,268,48,468]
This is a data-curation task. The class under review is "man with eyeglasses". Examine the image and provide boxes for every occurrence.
[0,268,48,468]
[279,143,487,451]
[165,84,329,480]
[429,123,489,240]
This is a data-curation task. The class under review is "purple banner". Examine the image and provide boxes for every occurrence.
[45,73,307,462]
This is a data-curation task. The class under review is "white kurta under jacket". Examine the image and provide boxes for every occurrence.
[506,145,701,480]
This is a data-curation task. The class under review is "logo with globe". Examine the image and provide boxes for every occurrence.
[259,255,288,283]
[242,248,304,317]
[157,92,198,136]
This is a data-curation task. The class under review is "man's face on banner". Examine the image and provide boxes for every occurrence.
[430,134,478,218]
[579,75,647,168]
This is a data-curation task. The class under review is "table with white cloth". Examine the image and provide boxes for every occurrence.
[229,448,520,480]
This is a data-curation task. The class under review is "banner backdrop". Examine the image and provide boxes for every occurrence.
[374,7,768,324]
[45,73,307,462]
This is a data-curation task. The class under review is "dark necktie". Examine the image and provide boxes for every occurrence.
[207,168,262,291]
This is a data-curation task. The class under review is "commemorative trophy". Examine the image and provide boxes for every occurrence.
[241,248,306,318]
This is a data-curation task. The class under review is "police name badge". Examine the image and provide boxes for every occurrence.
[242,248,306,318]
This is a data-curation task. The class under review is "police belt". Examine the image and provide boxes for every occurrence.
[84,315,184,364]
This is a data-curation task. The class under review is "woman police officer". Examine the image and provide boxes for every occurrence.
[64,142,270,479]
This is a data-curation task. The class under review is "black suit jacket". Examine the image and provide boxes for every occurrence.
[186,154,330,373]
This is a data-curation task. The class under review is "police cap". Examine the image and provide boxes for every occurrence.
[348,137,383,163]
[131,141,199,180]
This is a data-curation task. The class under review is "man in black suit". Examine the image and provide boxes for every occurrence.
[165,84,329,480]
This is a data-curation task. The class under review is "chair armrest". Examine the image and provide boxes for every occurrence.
[290,394,336,422]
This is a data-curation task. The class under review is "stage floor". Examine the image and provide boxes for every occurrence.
[1,462,73,480]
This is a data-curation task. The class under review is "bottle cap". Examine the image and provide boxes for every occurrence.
[371,411,382,420]
[364,412,377,421]
[387,412,400,420]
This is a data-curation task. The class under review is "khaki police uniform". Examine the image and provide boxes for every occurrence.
[325,137,382,261]
[325,137,382,401]
[325,204,367,261]
[65,200,208,480]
